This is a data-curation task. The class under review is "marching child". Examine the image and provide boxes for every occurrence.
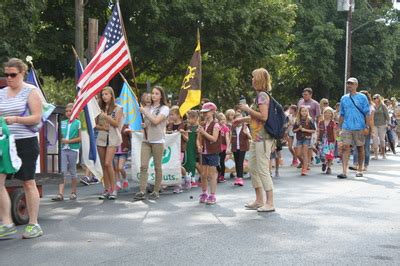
[114,124,131,192]
[287,105,298,166]
[167,106,189,193]
[293,106,316,176]
[197,102,220,205]
[52,103,81,201]
[231,112,251,186]
[216,113,230,183]
[317,107,337,175]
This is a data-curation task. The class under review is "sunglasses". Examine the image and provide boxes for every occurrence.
[4,72,19,78]
[346,81,354,85]
[373,97,379,100]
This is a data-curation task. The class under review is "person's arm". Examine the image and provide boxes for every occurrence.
[243,125,252,140]
[199,125,220,142]
[140,106,168,125]
[225,130,231,154]
[103,107,123,128]
[5,89,42,125]
[238,93,269,122]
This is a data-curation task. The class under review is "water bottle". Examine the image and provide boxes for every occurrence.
[239,95,247,116]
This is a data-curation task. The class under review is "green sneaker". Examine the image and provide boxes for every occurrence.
[0,224,17,238]
[22,224,43,239]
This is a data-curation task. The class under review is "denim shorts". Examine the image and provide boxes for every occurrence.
[297,138,311,147]
[201,154,220,167]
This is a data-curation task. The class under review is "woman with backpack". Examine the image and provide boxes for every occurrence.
[235,68,275,212]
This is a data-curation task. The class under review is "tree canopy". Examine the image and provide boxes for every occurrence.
[0,0,399,107]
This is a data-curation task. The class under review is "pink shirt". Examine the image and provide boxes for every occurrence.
[219,124,230,151]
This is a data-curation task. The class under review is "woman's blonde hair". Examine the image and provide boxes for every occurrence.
[99,86,116,115]
[252,68,271,92]
[4,58,28,74]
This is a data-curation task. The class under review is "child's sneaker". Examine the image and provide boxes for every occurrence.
[322,163,327,172]
[234,177,244,186]
[191,181,198,188]
[199,192,208,203]
[173,185,183,194]
[291,159,299,167]
[89,176,100,184]
[218,175,226,183]
[315,156,321,164]
[80,176,90,186]
[108,189,117,200]
[98,190,109,200]
[122,181,129,192]
[206,194,216,205]
[116,181,122,192]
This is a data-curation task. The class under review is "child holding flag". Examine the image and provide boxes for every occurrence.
[52,103,81,201]
[197,102,220,205]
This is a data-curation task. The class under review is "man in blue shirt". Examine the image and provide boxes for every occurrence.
[338,77,371,179]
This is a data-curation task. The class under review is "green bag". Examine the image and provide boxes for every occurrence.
[0,117,19,174]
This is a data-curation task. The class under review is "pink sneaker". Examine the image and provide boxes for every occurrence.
[236,177,244,186]
[122,181,129,191]
[191,181,198,188]
[199,192,208,203]
[291,159,299,167]
[218,175,226,183]
[206,194,216,205]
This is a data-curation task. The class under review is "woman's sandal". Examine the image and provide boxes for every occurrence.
[51,193,64,201]
[245,202,263,210]
[257,206,276,212]
[69,192,77,200]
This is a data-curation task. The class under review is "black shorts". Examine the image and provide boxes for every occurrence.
[15,137,39,181]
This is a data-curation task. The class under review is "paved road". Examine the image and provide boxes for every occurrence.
[1,148,400,265]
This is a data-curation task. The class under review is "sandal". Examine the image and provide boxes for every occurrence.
[133,192,146,201]
[245,202,263,210]
[257,206,276,212]
[51,193,64,201]
[69,192,77,200]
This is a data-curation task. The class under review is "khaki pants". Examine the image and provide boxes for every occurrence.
[139,142,164,193]
[249,139,274,191]
[372,125,386,149]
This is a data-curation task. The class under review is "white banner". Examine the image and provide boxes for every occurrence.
[131,131,182,186]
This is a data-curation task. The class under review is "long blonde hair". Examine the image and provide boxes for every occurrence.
[252,68,272,92]
[295,106,312,123]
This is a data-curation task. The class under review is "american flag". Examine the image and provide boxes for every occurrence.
[70,3,131,121]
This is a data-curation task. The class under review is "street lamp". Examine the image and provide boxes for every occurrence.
[343,0,386,94]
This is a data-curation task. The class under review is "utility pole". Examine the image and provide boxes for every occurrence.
[75,0,84,61]
[88,18,99,62]
[344,0,353,94]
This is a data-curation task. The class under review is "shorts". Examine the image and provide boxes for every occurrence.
[297,138,311,147]
[15,137,39,181]
[201,154,219,167]
[341,129,365,146]
[61,149,78,179]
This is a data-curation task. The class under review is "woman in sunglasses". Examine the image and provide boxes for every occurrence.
[0,58,43,239]
[372,94,390,160]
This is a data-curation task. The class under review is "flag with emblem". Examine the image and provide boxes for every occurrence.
[178,30,202,117]
[117,74,143,130]
[70,2,131,121]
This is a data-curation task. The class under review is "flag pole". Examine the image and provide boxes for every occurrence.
[26,58,48,102]
[116,0,139,96]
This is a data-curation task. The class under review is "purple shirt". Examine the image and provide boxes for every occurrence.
[297,98,321,122]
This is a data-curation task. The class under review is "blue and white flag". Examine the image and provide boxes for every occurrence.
[118,79,142,130]
[26,68,47,103]
[75,58,103,179]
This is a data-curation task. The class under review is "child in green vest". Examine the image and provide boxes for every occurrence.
[52,103,81,201]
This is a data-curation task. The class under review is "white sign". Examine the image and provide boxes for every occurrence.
[131,131,182,186]
[337,0,355,12]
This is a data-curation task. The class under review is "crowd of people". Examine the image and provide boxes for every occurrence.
[0,59,399,240]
